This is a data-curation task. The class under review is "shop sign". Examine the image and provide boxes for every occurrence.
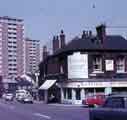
[63,81,127,88]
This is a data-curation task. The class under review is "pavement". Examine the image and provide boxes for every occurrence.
[0,99,89,120]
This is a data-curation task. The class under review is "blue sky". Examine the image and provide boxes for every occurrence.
[0,0,127,46]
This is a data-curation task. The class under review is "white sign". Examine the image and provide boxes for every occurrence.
[105,87,112,95]
[68,52,88,79]
[105,60,114,71]
[61,81,127,88]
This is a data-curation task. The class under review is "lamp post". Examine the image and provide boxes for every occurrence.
[35,72,40,100]
[35,72,39,88]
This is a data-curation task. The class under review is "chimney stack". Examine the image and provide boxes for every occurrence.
[86,31,89,37]
[82,30,92,39]
[60,30,66,48]
[96,24,106,44]
[52,35,59,53]
[81,30,86,39]
[43,45,49,60]
[89,30,92,37]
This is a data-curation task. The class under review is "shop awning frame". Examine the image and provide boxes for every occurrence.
[39,80,57,90]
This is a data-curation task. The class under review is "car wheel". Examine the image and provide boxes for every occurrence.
[30,101,33,104]
[95,118,101,120]
[89,105,94,108]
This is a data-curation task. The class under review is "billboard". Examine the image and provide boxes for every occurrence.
[68,52,88,79]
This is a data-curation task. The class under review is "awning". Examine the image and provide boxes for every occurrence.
[39,80,56,90]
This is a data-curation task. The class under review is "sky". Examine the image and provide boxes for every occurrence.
[0,0,127,47]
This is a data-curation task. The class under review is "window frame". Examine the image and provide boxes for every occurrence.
[92,56,103,72]
[116,57,125,73]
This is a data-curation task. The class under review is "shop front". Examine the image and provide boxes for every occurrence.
[59,80,127,104]
[39,80,61,103]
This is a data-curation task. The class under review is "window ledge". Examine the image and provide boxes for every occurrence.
[116,71,127,74]
[92,71,104,74]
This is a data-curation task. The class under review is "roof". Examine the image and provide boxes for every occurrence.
[54,35,127,56]
[20,74,35,84]
[2,79,17,84]
[17,80,32,86]
[39,80,56,90]
[109,93,127,98]
[0,16,23,22]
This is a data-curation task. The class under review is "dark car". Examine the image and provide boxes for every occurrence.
[89,93,127,120]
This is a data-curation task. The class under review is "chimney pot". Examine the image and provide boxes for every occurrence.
[60,30,65,48]
[61,29,64,34]
[89,30,92,37]
[81,30,86,39]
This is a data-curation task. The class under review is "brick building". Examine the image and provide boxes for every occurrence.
[39,25,127,104]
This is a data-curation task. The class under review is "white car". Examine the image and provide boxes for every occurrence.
[16,89,30,101]
[15,89,29,99]
[16,94,24,101]
[3,93,14,101]
[22,95,33,104]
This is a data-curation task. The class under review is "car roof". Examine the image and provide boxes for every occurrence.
[6,93,13,95]
[109,93,127,98]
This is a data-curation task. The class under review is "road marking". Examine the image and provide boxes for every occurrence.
[34,113,51,119]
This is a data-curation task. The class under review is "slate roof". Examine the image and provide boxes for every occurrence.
[54,35,127,56]
[17,80,32,86]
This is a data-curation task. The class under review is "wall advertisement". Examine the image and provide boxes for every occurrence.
[68,52,88,79]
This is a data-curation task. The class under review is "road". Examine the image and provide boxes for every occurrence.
[0,99,89,120]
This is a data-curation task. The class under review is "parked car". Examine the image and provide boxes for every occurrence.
[89,94,127,120]
[3,93,14,101]
[16,89,32,102]
[15,89,29,99]
[82,93,106,107]
[21,94,33,104]
[16,94,25,102]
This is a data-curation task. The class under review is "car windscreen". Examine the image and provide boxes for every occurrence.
[104,97,124,108]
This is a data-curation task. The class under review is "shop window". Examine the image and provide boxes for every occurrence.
[116,57,125,73]
[75,88,81,100]
[63,88,67,99]
[93,56,102,72]
[60,65,64,73]
[67,88,72,99]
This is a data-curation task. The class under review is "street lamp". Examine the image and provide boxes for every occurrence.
[35,72,40,100]
[35,72,39,88]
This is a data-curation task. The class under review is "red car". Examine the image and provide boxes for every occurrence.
[82,94,106,107]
